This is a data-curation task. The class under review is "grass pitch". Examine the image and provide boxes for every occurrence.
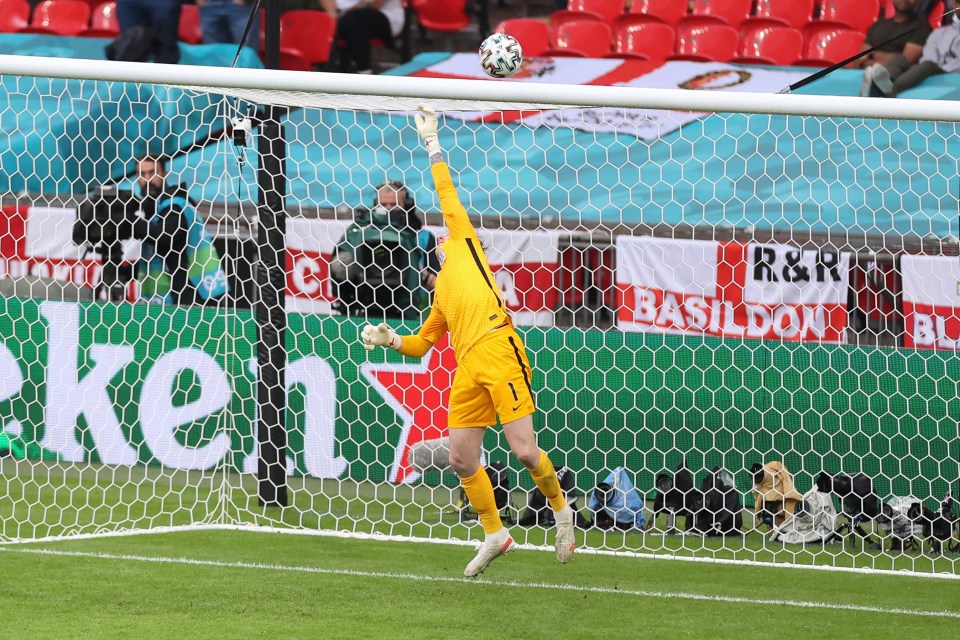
[2,459,959,639]
[1,530,959,640]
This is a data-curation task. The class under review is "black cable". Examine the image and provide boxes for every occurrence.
[231,0,264,69]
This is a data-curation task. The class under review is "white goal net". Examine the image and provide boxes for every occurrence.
[0,55,958,577]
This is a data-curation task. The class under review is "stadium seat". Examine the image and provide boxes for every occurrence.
[280,10,336,66]
[19,0,91,36]
[179,3,202,44]
[0,0,30,33]
[671,17,739,62]
[816,0,880,34]
[550,0,624,28]
[625,0,689,27]
[78,1,119,38]
[411,0,471,32]
[611,17,675,60]
[280,49,313,72]
[795,25,865,66]
[689,0,753,27]
[543,19,613,58]
[495,18,550,58]
[732,21,803,65]
[751,0,816,29]
[885,0,946,29]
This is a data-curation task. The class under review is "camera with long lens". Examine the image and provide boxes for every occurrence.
[72,185,147,301]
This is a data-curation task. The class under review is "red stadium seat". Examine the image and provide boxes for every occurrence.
[671,17,739,62]
[495,18,550,58]
[411,0,471,32]
[19,0,91,36]
[280,49,313,72]
[179,3,202,44]
[816,0,880,34]
[795,25,865,66]
[752,0,816,29]
[551,0,624,28]
[625,0,689,27]
[689,0,752,27]
[611,16,675,60]
[0,0,30,33]
[78,1,118,38]
[732,21,804,65]
[544,19,613,58]
[280,10,336,66]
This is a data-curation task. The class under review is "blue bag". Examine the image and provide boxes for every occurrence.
[588,467,647,530]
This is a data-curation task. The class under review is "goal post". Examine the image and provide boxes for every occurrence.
[0,53,958,577]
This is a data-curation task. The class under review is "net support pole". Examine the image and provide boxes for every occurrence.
[256,0,288,508]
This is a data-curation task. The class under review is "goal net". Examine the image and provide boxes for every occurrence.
[0,54,958,576]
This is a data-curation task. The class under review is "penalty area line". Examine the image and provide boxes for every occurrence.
[2,546,959,620]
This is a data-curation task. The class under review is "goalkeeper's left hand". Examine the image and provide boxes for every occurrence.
[361,322,401,351]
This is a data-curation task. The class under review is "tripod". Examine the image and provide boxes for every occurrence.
[92,244,135,303]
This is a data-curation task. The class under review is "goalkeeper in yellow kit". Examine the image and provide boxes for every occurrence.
[361,104,575,577]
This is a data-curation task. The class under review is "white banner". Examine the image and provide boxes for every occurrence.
[285,218,351,315]
[414,57,808,139]
[1,208,563,325]
[526,62,808,140]
[616,236,850,342]
[901,254,960,350]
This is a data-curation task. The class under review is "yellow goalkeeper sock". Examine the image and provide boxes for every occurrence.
[528,451,567,512]
[460,466,503,535]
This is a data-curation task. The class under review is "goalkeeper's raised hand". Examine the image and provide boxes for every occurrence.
[361,322,401,351]
[414,103,442,158]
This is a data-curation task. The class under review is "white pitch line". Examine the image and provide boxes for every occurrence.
[3,546,959,620]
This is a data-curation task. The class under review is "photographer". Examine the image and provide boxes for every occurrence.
[330,179,439,319]
[134,154,228,305]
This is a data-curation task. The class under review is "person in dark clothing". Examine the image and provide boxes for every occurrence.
[863,11,960,97]
[857,0,932,71]
[114,0,182,63]
[198,0,260,51]
[321,0,405,74]
[135,154,228,305]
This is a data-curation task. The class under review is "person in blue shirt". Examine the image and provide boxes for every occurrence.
[135,154,228,305]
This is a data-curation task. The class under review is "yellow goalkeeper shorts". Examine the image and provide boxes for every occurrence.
[447,325,536,428]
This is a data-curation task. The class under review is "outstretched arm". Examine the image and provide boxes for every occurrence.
[414,104,477,242]
[360,306,448,358]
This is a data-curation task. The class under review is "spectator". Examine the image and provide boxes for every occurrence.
[329,179,439,318]
[862,12,960,97]
[113,0,182,64]
[198,0,261,51]
[856,0,932,72]
[321,0,406,74]
[134,154,229,305]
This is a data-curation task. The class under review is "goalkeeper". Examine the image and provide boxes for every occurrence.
[361,104,575,577]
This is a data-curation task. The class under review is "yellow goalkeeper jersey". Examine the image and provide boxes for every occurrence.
[398,162,509,359]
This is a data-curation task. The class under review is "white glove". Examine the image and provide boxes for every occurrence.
[414,103,442,157]
[361,322,401,351]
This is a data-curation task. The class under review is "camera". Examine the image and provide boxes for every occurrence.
[73,185,143,250]
[73,185,148,301]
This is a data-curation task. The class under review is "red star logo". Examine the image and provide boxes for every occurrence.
[360,336,457,483]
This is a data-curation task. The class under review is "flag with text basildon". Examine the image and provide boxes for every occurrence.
[901,254,960,350]
[616,236,850,343]
[412,56,809,140]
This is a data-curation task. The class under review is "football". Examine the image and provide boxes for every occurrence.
[478,33,523,79]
